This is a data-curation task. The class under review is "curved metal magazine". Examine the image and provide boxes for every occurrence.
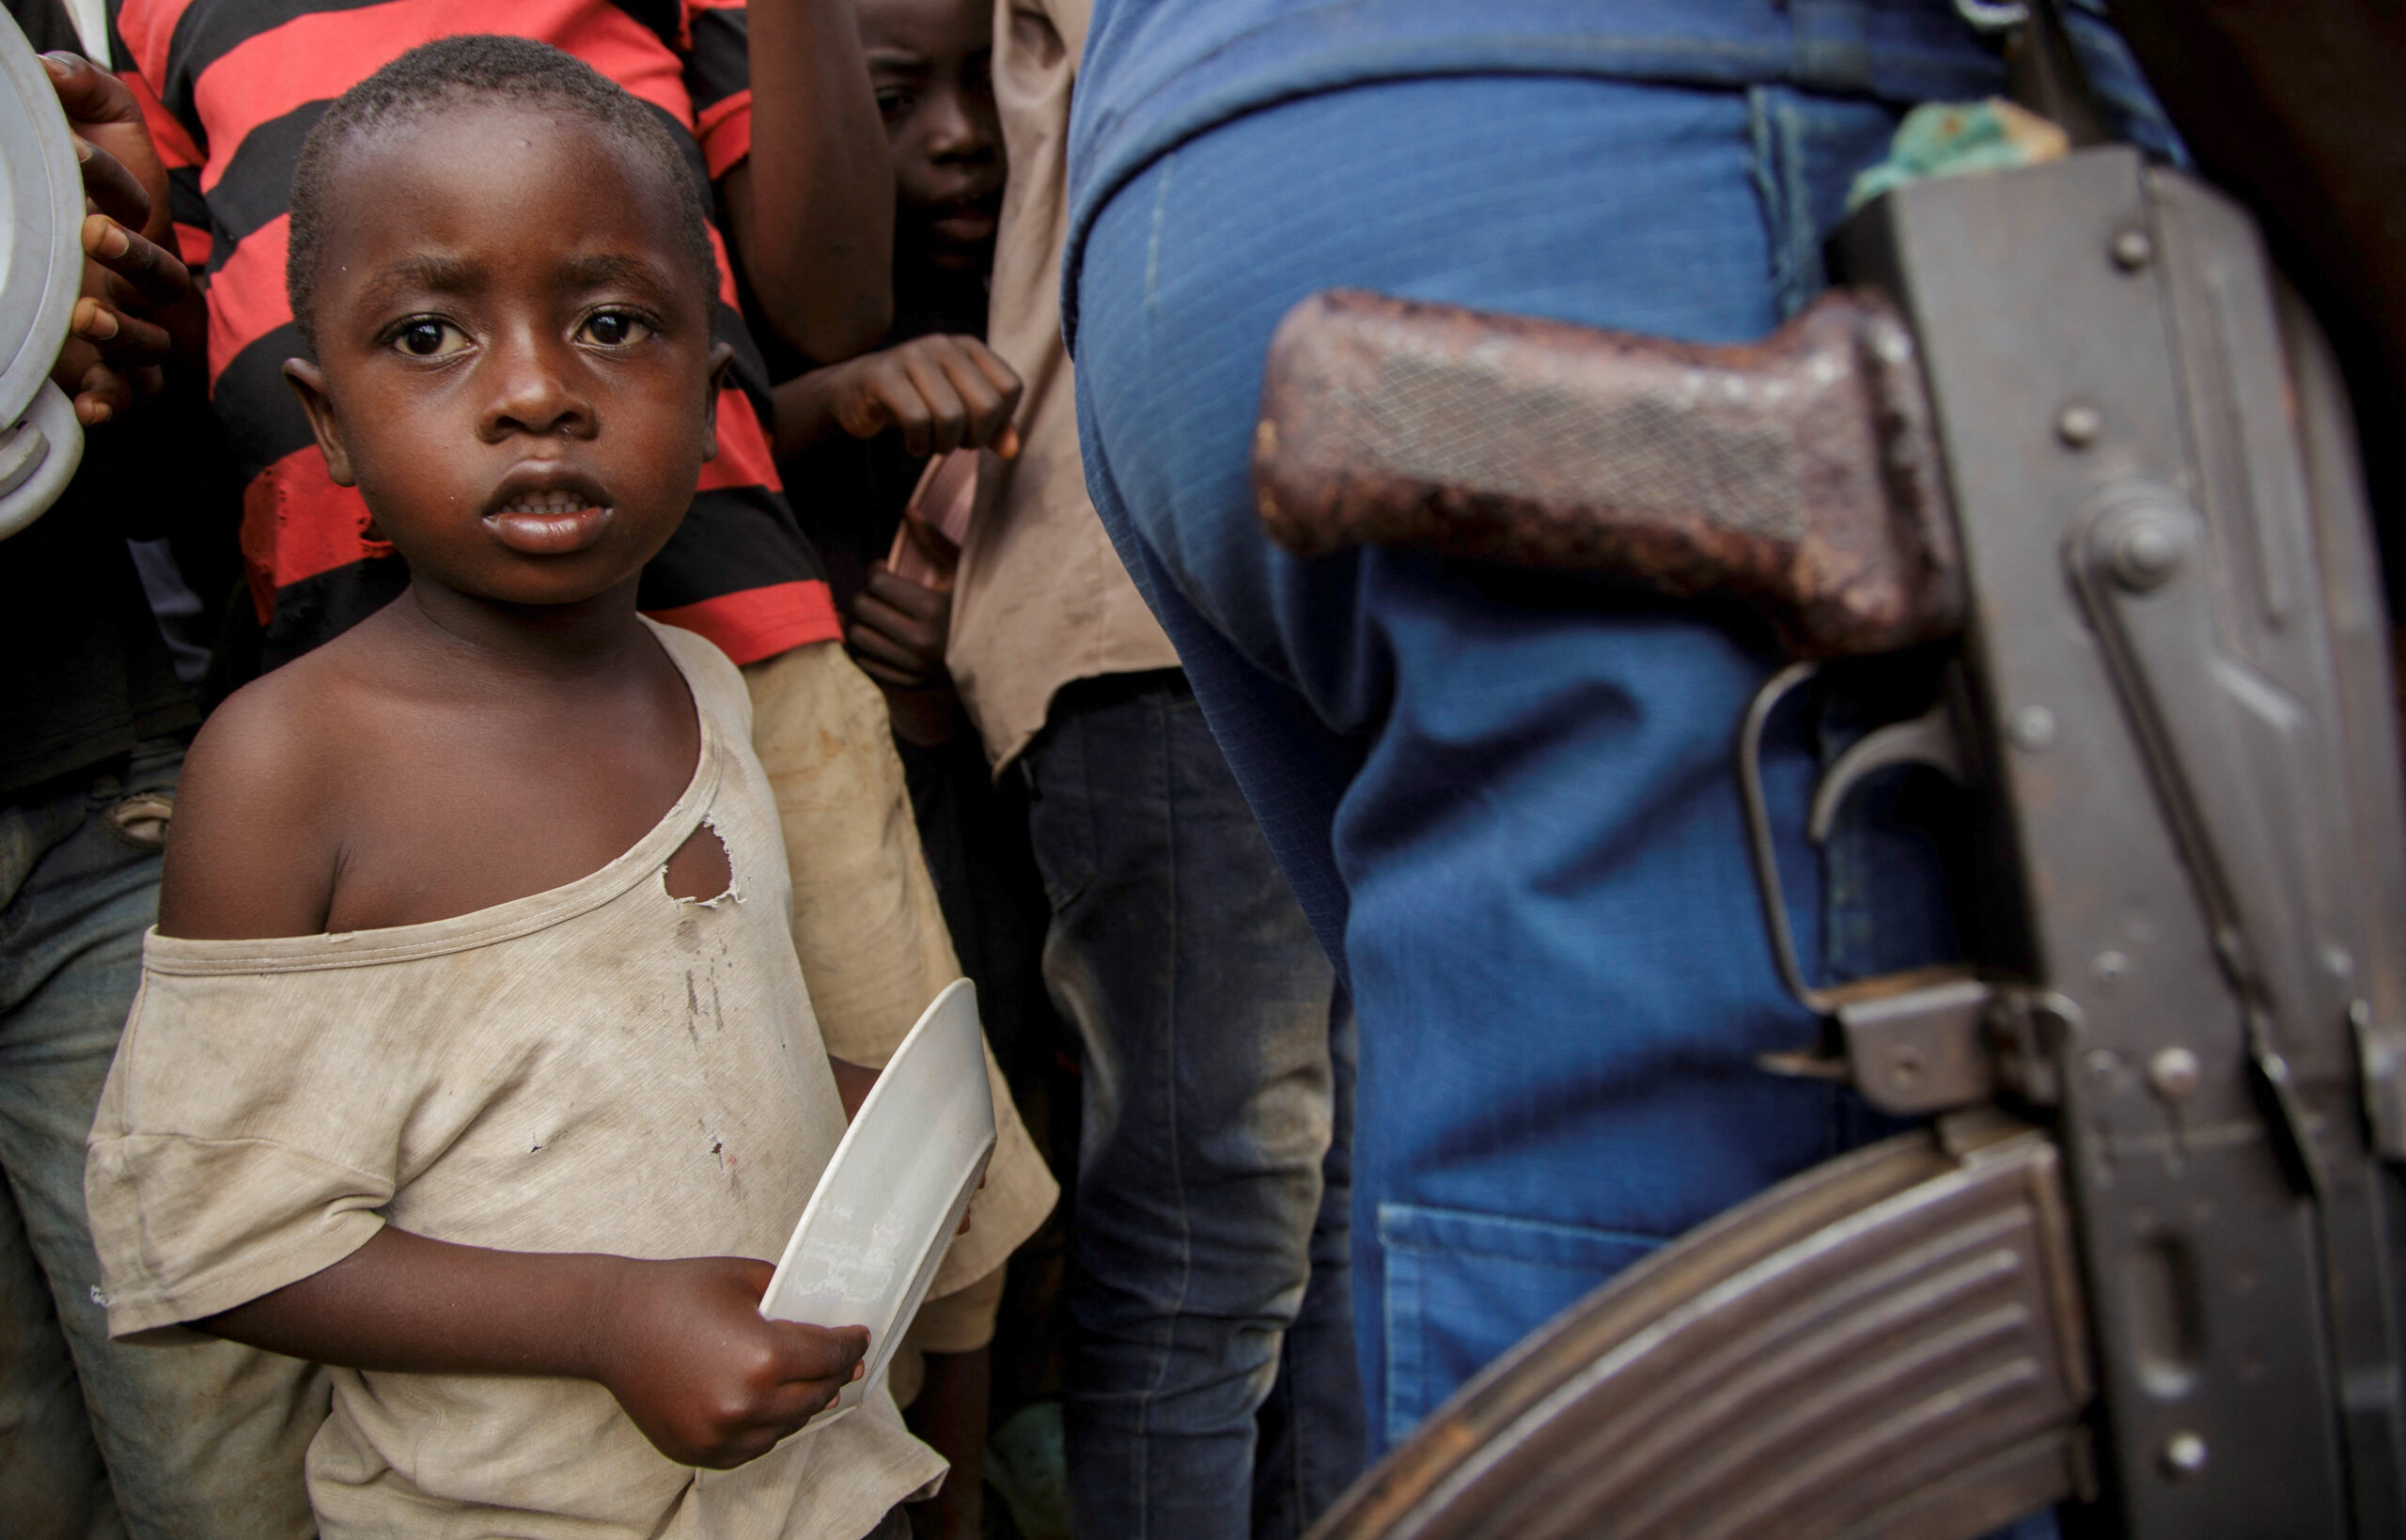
[1307,1114,2089,1540]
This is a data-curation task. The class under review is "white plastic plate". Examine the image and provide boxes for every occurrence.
[0,8,88,538]
[760,977,995,1423]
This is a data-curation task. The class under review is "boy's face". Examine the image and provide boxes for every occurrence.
[285,104,728,611]
[861,0,1005,274]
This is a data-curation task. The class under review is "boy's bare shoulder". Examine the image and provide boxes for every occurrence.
[157,638,390,941]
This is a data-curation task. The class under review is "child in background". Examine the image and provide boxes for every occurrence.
[85,39,945,1539]
[771,0,1019,661]
[767,5,1063,1535]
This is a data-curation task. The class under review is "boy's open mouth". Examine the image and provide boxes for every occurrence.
[483,482,615,555]
[928,189,1001,248]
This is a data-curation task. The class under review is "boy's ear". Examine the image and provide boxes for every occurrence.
[282,358,357,489]
[698,341,735,462]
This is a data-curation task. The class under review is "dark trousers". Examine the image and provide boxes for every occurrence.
[1023,672,1364,1539]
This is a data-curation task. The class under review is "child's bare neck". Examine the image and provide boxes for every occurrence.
[390,575,651,684]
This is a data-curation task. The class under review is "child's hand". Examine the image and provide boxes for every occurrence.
[593,1255,868,1470]
[39,54,203,425]
[40,53,173,241]
[848,560,955,692]
[55,214,200,425]
[820,334,1023,459]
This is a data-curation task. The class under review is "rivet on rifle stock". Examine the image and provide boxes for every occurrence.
[2110,517,2183,590]
[2148,1047,2201,1102]
[2008,706,2056,752]
[2161,1430,2209,1479]
[2055,403,2103,448]
[2111,228,2155,272]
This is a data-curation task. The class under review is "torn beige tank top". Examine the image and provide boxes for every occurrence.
[86,620,945,1540]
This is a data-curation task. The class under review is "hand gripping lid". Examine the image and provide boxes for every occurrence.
[0,8,88,540]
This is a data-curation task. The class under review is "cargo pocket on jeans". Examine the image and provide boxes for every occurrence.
[1378,1200,1663,1447]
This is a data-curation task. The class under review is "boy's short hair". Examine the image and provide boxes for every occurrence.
[286,35,720,350]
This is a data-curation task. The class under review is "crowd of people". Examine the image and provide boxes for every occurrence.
[0,1,2253,1539]
[8,0,1351,1534]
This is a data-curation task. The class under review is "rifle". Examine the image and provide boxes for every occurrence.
[1254,143,2406,1538]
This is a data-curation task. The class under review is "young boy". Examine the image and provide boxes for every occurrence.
[83,38,944,1539]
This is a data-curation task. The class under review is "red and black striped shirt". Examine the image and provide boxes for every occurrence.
[117,0,840,669]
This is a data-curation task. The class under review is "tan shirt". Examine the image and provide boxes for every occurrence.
[945,0,1180,772]
[87,622,945,1540]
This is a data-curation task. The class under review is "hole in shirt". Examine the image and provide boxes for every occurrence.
[663,823,734,903]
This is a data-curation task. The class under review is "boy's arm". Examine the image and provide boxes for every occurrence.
[202,1228,866,1470]
[718,0,894,362]
[772,334,1023,459]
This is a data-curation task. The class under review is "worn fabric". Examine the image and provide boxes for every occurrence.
[903,1258,1007,1359]
[87,624,942,1539]
[942,0,1177,775]
[1024,674,1363,1539]
[888,1260,1008,1409]
[1,743,322,1540]
[111,0,840,671]
[741,644,1058,1297]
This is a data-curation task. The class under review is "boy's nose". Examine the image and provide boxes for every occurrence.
[923,86,994,162]
[479,332,596,440]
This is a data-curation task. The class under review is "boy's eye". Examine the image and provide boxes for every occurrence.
[577,311,653,348]
[876,87,914,121]
[393,319,469,358]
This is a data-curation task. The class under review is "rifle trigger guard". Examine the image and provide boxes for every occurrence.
[1738,661,1834,1016]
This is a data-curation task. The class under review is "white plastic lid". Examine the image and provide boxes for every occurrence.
[759,977,998,1427]
[0,9,89,538]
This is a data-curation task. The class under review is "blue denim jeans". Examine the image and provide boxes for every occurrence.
[0,745,323,1539]
[1023,672,1364,1539]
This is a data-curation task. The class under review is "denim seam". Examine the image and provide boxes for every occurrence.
[1135,687,1194,1539]
[1744,86,1789,319]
